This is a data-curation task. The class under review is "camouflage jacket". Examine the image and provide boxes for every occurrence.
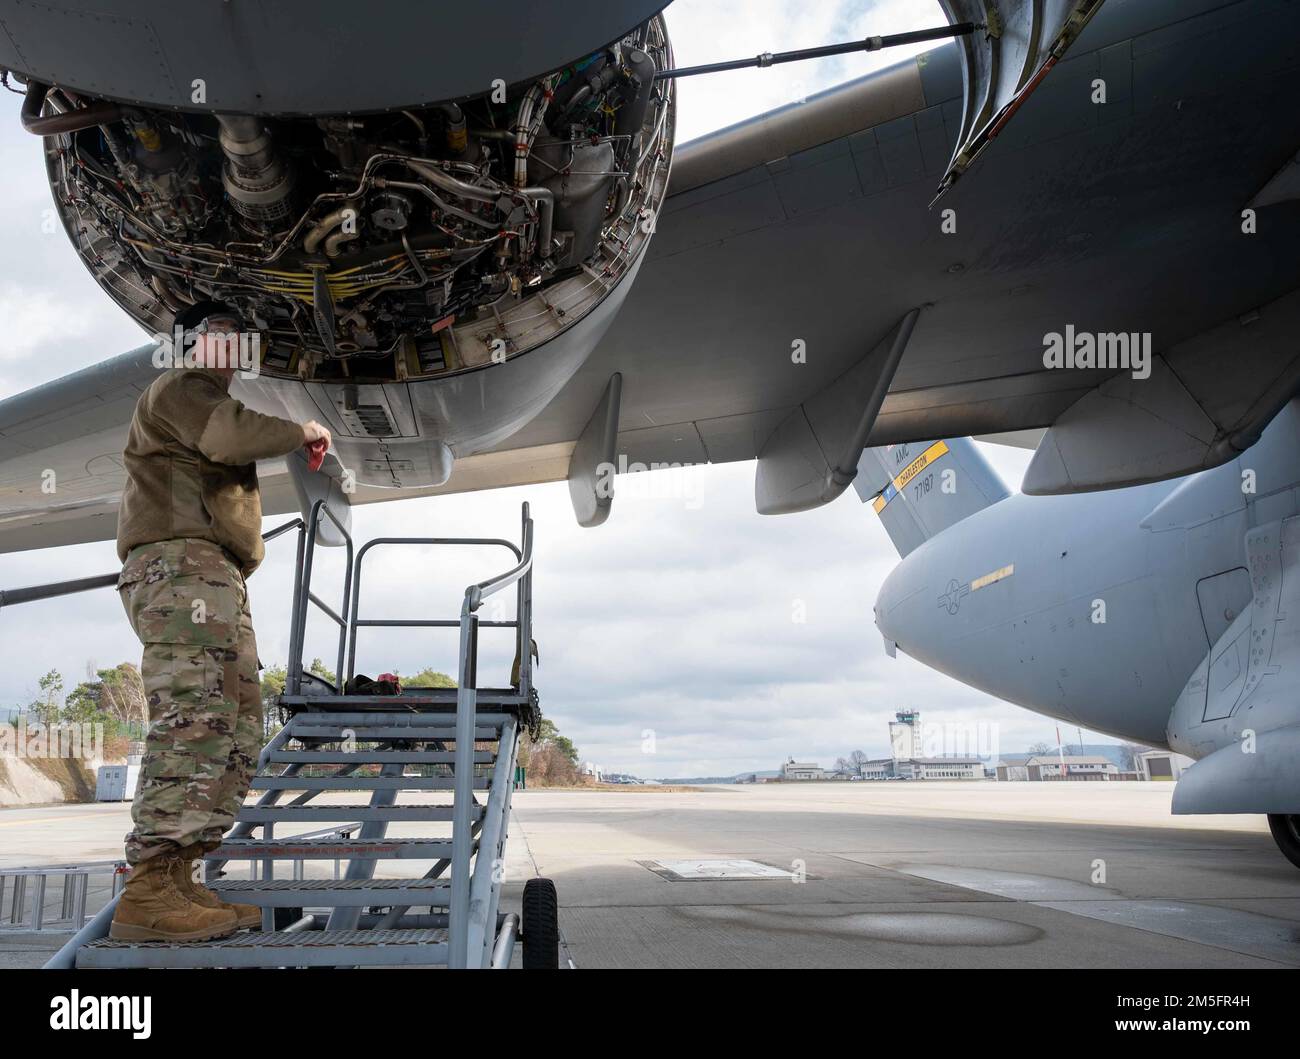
[116,368,305,576]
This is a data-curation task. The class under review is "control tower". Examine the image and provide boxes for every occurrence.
[889,710,923,760]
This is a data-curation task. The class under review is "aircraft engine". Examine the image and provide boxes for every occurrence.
[8,13,674,386]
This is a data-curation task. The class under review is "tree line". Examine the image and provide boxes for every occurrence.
[9,660,584,784]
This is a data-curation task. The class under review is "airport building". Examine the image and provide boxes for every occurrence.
[1025,755,1120,781]
[858,755,985,780]
[860,759,893,780]
[857,711,985,780]
[996,749,1159,781]
[994,754,1033,781]
[894,757,984,780]
[1136,750,1194,781]
[781,759,826,781]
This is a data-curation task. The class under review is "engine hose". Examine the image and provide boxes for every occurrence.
[304,206,359,255]
[324,228,359,258]
[21,81,122,135]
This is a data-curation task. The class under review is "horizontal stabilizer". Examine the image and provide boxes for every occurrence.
[854,437,1009,558]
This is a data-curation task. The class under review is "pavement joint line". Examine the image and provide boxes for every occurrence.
[883,864,1300,965]
[545,898,1023,910]
[508,808,577,968]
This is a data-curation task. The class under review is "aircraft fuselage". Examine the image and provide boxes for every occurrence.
[874,405,1300,749]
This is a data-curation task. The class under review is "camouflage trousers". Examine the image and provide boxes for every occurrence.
[117,538,261,865]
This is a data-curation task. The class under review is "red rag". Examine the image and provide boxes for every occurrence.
[306,438,328,472]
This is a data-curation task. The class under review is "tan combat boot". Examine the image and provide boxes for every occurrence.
[174,842,262,930]
[109,854,238,942]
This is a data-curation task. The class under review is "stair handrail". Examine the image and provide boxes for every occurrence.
[449,501,533,967]
[0,518,303,612]
[286,501,354,696]
[465,504,534,612]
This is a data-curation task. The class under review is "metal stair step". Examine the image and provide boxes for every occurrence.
[76,928,449,968]
[289,725,501,741]
[268,750,494,764]
[282,708,512,728]
[280,695,526,709]
[250,775,490,791]
[208,877,451,907]
[235,804,476,824]
[211,838,461,860]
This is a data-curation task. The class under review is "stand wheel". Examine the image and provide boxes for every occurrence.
[521,877,559,969]
[1267,814,1300,869]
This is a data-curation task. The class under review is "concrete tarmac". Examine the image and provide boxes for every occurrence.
[3,782,1298,968]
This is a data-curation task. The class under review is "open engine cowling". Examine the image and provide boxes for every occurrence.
[8,9,674,394]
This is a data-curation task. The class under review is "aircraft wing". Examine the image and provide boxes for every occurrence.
[505,0,1300,505]
[4,0,1300,552]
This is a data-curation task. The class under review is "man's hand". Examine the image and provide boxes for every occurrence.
[302,420,332,448]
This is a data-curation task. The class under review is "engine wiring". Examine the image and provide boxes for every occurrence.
[27,15,675,382]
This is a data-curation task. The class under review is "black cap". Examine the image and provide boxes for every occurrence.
[174,299,243,333]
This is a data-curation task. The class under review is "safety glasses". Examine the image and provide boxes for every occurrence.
[194,316,241,335]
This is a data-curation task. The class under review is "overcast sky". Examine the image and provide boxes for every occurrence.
[0,1,1119,778]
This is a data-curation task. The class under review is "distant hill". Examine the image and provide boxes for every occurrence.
[652,770,781,784]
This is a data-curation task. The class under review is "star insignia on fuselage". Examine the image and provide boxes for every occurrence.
[938,578,970,615]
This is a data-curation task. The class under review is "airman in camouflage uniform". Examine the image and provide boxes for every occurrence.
[117,538,261,864]
[109,300,333,942]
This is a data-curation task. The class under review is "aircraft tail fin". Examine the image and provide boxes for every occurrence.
[853,438,1009,557]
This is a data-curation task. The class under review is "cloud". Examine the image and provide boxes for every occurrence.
[0,443,1081,779]
[0,282,94,361]
[667,0,946,143]
[0,95,148,396]
[0,2,1105,778]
